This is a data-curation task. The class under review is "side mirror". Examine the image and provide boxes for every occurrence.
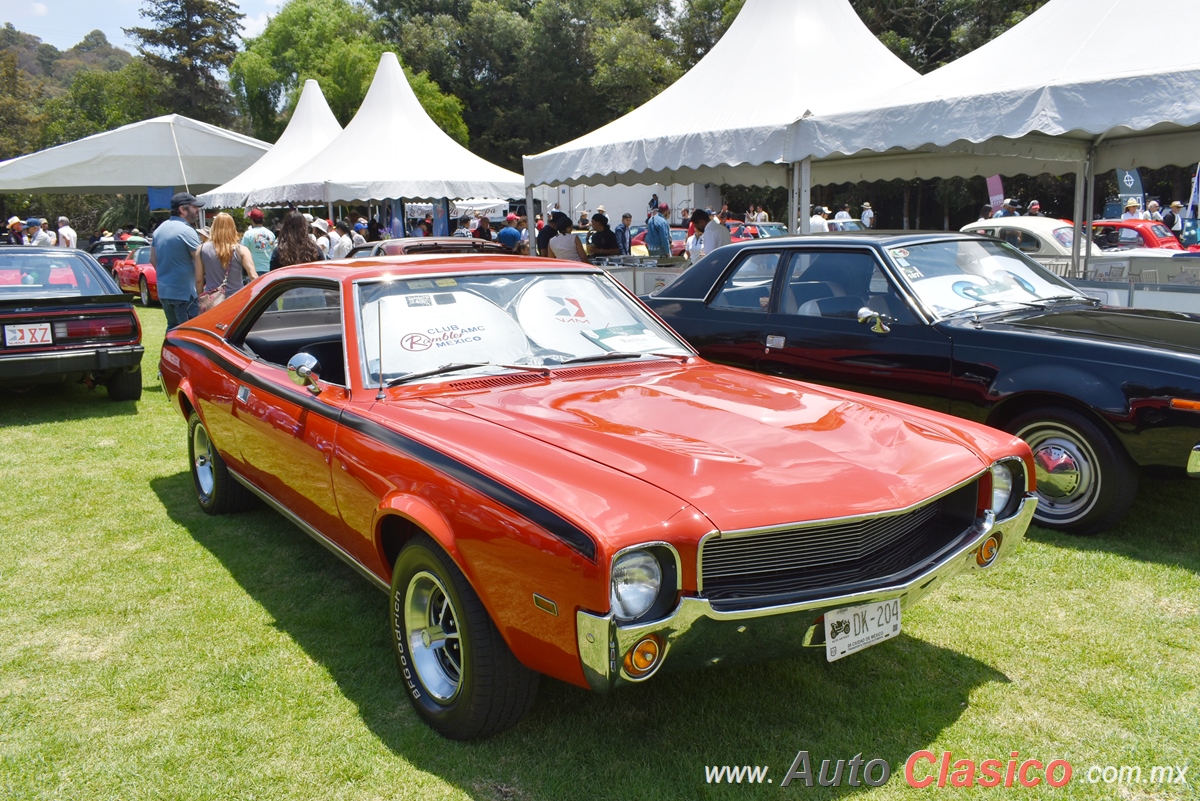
[857,307,893,334]
[288,352,322,394]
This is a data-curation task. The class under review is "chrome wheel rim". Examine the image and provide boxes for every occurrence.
[404,571,463,702]
[1016,421,1099,524]
[140,278,150,306]
[192,423,215,499]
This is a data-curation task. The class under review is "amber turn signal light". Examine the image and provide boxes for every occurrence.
[622,635,662,678]
[1169,398,1200,413]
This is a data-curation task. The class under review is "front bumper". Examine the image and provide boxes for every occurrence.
[576,494,1036,692]
[0,344,144,383]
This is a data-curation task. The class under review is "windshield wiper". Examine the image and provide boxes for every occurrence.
[947,298,1042,317]
[1029,294,1099,306]
[384,361,550,387]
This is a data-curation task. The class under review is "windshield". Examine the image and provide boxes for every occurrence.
[886,239,1086,317]
[757,224,789,237]
[0,252,112,298]
[356,271,691,385]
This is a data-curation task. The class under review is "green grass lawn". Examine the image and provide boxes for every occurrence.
[1,307,1197,800]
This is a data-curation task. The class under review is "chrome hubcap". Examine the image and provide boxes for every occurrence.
[405,571,462,702]
[1017,422,1098,522]
[192,424,215,498]
[140,280,149,305]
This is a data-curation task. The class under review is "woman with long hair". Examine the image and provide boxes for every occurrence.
[269,210,323,270]
[194,212,256,304]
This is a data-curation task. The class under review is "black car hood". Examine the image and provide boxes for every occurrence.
[999,305,1200,357]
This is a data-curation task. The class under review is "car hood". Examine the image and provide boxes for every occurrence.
[427,365,989,532]
[1000,305,1200,357]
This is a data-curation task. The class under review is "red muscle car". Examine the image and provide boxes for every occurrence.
[159,255,1036,739]
[111,245,158,306]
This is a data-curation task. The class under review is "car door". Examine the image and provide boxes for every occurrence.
[227,281,349,539]
[757,247,954,412]
[683,249,788,370]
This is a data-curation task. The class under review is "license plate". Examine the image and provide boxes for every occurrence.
[4,323,53,347]
[824,599,901,662]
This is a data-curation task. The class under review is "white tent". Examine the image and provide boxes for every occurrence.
[521,0,920,190]
[787,0,1200,183]
[0,115,271,194]
[246,52,524,205]
[198,80,342,209]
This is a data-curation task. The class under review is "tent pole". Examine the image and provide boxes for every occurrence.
[798,158,812,235]
[525,185,535,253]
[788,163,799,235]
[1083,150,1096,280]
[1071,162,1086,279]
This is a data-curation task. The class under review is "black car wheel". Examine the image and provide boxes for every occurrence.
[1007,407,1137,535]
[106,367,142,401]
[139,276,152,307]
[188,411,253,514]
[390,534,538,740]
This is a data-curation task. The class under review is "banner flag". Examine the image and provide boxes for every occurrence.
[986,175,1004,212]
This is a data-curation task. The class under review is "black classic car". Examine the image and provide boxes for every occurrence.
[643,233,1200,535]
[0,247,143,399]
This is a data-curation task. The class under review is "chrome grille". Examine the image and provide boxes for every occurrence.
[700,480,979,606]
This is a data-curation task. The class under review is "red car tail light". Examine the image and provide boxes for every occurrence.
[53,314,138,342]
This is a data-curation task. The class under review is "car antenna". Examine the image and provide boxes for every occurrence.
[375,297,386,401]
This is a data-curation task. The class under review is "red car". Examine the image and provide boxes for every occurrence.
[88,238,148,272]
[631,225,688,256]
[727,222,791,242]
[1091,219,1184,251]
[159,254,1035,739]
[112,245,158,306]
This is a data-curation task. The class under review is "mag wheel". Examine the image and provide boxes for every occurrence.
[390,535,538,740]
[139,276,152,306]
[188,411,253,514]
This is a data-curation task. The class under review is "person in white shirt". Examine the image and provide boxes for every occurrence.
[692,209,731,259]
[311,217,331,256]
[1144,200,1162,221]
[861,202,875,228]
[833,204,851,220]
[56,217,77,248]
[25,218,53,247]
[328,219,354,259]
[755,205,768,223]
[809,207,830,233]
[1121,198,1142,220]
[40,219,57,245]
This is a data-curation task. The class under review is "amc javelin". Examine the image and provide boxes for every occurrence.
[159,254,1036,739]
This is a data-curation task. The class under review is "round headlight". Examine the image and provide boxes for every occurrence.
[610,550,662,621]
[991,462,1014,515]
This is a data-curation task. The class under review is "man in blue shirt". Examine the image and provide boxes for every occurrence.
[645,203,672,258]
[496,214,522,251]
[614,213,633,255]
[150,192,204,330]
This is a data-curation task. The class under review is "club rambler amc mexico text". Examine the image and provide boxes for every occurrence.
[704,750,1190,788]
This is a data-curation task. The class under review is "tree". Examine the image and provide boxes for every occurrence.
[671,0,744,69]
[39,60,172,148]
[124,0,244,125]
[231,0,467,145]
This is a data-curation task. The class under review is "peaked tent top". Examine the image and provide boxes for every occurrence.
[0,115,271,195]
[789,0,1200,178]
[199,80,343,208]
[522,0,920,188]
[246,53,524,205]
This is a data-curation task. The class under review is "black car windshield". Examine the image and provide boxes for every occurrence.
[356,271,691,385]
[0,252,113,298]
[886,239,1087,317]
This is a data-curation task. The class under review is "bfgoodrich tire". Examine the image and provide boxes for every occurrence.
[390,535,538,740]
[188,411,253,515]
[106,367,142,401]
[1007,407,1137,535]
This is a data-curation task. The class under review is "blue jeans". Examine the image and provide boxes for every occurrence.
[162,298,200,330]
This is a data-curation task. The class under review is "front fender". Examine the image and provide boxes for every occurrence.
[373,493,459,565]
[989,364,1128,416]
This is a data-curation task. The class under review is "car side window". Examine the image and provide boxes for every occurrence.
[996,228,1040,253]
[1119,229,1144,247]
[237,283,346,386]
[709,252,782,312]
[782,250,915,323]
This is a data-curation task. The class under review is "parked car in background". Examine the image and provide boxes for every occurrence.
[960,216,1090,260]
[827,219,867,232]
[644,233,1200,535]
[111,246,158,306]
[631,226,688,256]
[1090,219,1187,251]
[159,254,1035,739]
[347,237,512,259]
[88,238,148,272]
[728,222,791,241]
[0,247,143,400]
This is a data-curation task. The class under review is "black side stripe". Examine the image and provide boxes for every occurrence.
[165,337,598,561]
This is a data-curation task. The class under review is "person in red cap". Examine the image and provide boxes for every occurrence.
[241,208,275,274]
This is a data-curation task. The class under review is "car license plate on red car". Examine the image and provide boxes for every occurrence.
[824,599,901,662]
[4,323,52,347]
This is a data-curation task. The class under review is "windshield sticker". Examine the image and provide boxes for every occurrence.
[435,278,458,287]
[401,324,488,351]
[407,279,434,289]
[406,295,432,307]
[435,293,457,305]
[551,296,589,322]
[901,265,924,280]
[890,248,910,259]
[760,295,769,308]
[583,324,663,352]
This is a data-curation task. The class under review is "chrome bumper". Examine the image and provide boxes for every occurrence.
[1189,444,1200,478]
[576,495,1037,692]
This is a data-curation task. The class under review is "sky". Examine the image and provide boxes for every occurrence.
[2,0,282,53]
